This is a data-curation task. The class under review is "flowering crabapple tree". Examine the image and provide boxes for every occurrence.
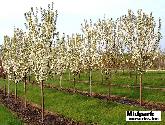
[1,35,14,98]
[13,28,31,107]
[24,2,58,122]
[81,19,100,96]
[11,28,26,100]
[55,33,68,88]
[95,17,123,97]
[120,9,162,105]
[2,28,28,101]
[67,34,83,92]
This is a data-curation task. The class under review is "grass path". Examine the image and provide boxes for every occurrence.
[0,103,23,125]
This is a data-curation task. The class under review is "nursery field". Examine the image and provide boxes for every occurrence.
[44,70,165,103]
[0,70,164,125]
[1,2,165,124]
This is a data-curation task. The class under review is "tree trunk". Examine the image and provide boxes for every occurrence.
[79,73,80,80]
[140,73,143,106]
[73,77,76,93]
[8,79,10,98]
[129,70,132,78]
[159,57,161,70]
[101,70,104,84]
[40,80,44,123]
[53,74,56,81]
[28,68,31,83]
[122,69,124,75]
[24,75,27,108]
[4,82,6,96]
[89,68,92,96]
[114,69,117,73]
[69,71,71,81]
[60,75,62,88]
[133,70,138,94]
[15,82,17,100]
[4,79,6,96]
[108,71,112,98]
[134,70,138,92]
[28,75,30,83]
[135,70,138,86]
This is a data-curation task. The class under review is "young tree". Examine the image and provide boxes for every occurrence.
[120,9,162,105]
[24,2,58,122]
[55,33,67,88]
[1,35,15,98]
[67,34,83,92]
[95,17,123,97]
[12,28,23,100]
[13,28,31,107]
[81,19,100,96]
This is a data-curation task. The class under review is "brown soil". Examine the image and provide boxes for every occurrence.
[0,89,84,125]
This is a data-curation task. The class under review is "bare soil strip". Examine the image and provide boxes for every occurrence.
[32,82,165,112]
[0,89,84,125]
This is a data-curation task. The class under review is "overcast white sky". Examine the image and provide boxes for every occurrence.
[0,0,165,49]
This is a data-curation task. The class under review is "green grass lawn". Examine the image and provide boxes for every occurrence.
[31,70,165,89]
[0,78,164,125]
[60,70,165,87]
[46,71,165,104]
[0,103,23,125]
